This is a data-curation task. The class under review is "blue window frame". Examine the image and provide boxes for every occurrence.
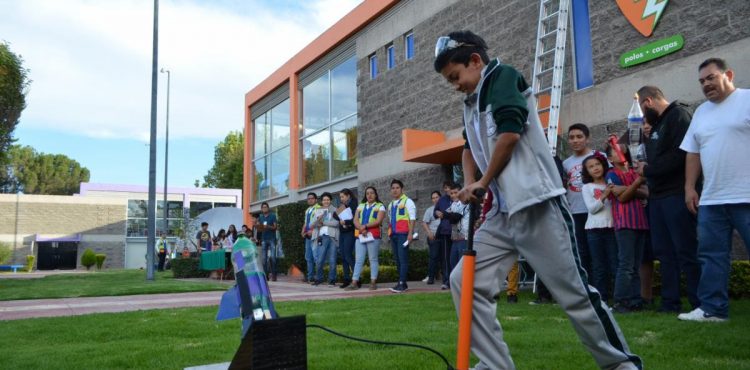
[387,45,395,69]
[572,0,594,90]
[369,54,378,79]
[405,33,414,60]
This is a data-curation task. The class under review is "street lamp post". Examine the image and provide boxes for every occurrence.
[146,0,159,281]
[160,68,170,243]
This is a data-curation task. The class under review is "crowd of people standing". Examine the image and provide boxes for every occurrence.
[553,57,749,322]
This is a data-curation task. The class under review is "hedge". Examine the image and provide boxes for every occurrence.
[627,260,750,299]
[276,201,435,279]
[320,265,398,284]
[171,257,210,278]
[276,201,309,273]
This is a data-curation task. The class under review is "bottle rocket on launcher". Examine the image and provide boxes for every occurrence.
[627,93,644,166]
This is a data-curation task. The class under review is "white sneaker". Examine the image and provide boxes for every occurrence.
[677,308,727,322]
[613,361,639,370]
[421,276,429,283]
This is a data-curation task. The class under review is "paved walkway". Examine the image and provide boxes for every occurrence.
[0,276,447,321]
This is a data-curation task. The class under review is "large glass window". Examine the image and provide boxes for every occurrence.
[270,100,290,151]
[189,202,213,218]
[332,115,357,179]
[253,114,267,158]
[301,54,358,188]
[252,98,291,201]
[302,130,331,186]
[270,147,290,197]
[301,76,329,136]
[254,157,267,201]
[127,200,184,237]
[331,57,357,123]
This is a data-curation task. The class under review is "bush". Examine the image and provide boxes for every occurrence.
[378,247,430,281]
[95,254,107,270]
[171,257,210,278]
[277,201,309,273]
[729,261,750,299]
[0,242,11,264]
[320,265,398,284]
[276,257,291,275]
[26,255,34,272]
[651,260,750,299]
[308,246,429,283]
[81,249,97,270]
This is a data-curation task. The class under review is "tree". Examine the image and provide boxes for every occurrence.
[0,42,30,187]
[202,131,243,189]
[3,145,90,195]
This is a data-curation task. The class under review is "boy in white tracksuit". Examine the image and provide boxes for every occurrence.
[434,30,641,370]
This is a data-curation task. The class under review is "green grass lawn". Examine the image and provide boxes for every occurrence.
[0,270,228,301]
[1,292,748,369]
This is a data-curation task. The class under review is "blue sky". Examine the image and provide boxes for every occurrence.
[1,0,361,188]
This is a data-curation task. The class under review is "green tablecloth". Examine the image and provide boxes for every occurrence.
[199,249,227,271]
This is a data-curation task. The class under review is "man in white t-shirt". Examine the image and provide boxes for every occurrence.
[563,123,600,275]
[678,58,750,322]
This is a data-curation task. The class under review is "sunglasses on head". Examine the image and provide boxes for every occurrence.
[434,36,475,58]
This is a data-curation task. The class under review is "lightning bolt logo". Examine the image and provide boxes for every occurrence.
[617,0,670,37]
[642,0,667,26]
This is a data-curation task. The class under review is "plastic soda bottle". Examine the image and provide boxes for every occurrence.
[628,93,644,165]
[231,235,278,321]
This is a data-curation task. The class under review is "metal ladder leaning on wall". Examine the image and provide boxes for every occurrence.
[531,0,570,155]
[525,0,572,293]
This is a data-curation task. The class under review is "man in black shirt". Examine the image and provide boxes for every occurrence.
[635,85,701,313]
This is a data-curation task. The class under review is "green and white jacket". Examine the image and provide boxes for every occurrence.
[463,58,565,216]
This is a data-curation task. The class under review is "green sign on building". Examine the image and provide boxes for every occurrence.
[620,34,684,68]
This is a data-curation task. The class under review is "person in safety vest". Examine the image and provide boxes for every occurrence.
[300,193,320,283]
[387,179,417,293]
[346,186,385,291]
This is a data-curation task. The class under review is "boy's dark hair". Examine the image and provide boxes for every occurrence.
[581,154,609,184]
[431,190,441,198]
[321,192,333,201]
[568,123,590,138]
[637,86,665,101]
[699,57,728,72]
[433,30,490,73]
[261,202,269,208]
[201,222,208,227]
[390,179,404,188]
[449,183,461,191]
[307,192,318,200]
[442,180,455,188]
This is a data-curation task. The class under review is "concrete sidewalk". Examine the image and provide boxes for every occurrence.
[0,276,447,321]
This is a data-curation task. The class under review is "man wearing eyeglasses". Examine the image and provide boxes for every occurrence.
[434,30,640,370]
[678,58,750,323]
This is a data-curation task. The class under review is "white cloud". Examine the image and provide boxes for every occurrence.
[0,0,362,141]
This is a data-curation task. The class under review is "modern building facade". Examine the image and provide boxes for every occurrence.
[0,183,241,270]
[243,0,750,252]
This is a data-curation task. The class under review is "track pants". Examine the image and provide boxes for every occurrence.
[449,196,641,370]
